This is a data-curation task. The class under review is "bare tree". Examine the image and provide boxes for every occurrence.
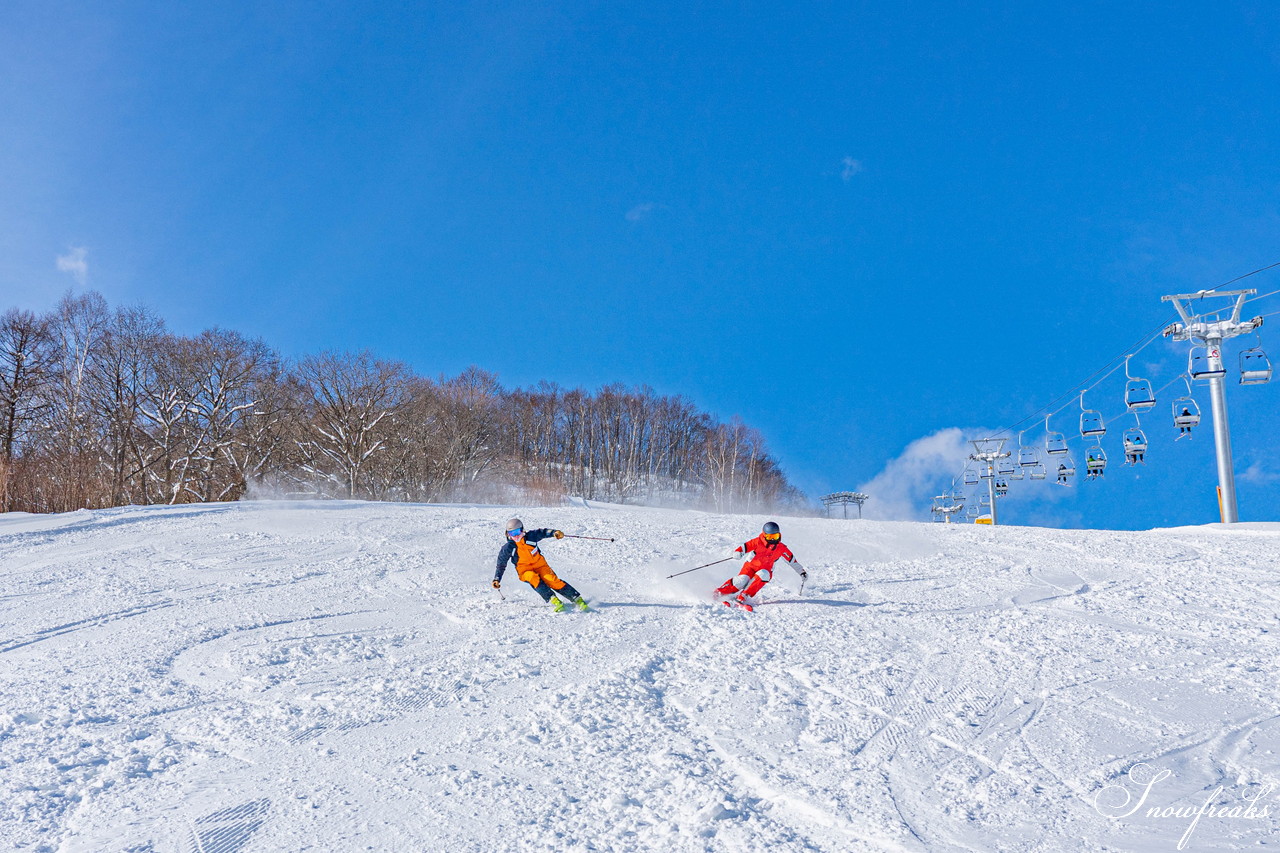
[181,329,278,501]
[296,351,409,498]
[0,309,55,510]
[41,292,111,510]
[88,305,165,505]
[430,366,504,499]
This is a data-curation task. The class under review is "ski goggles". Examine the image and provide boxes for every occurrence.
[506,527,524,538]
[762,533,781,543]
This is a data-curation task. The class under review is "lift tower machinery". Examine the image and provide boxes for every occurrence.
[968,438,1011,525]
[1162,289,1264,523]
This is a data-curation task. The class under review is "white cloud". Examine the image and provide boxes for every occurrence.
[1239,462,1280,485]
[840,157,864,182]
[56,247,88,285]
[625,202,657,222]
[856,428,974,521]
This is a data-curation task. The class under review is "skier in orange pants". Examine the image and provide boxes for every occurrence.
[493,518,590,612]
[715,521,806,610]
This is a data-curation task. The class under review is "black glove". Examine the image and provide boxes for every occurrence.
[492,580,501,589]
[554,530,564,539]
[800,571,808,580]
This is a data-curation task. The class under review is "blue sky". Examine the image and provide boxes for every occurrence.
[3,1,1279,529]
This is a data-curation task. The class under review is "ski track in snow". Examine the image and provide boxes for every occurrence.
[2,502,1280,851]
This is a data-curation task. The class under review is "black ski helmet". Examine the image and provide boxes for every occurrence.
[762,521,781,536]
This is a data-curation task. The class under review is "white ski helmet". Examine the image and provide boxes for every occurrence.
[505,518,524,532]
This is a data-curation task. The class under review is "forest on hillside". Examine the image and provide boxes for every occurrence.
[0,292,806,514]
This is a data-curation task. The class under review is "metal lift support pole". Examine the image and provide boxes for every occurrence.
[1162,289,1264,524]
[988,469,998,526]
[1206,341,1237,522]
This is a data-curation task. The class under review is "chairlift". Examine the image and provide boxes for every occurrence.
[1007,466,1024,481]
[979,493,991,508]
[1124,355,1156,411]
[997,458,1017,477]
[963,466,979,486]
[1084,445,1107,479]
[1240,344,1272,386]
[965,503,980,519]
[1122,426,1147,466]
[1172,376,1201,440]
[995,479,1009,497]
[1189,345,1226,381]
[1079,391,1106,438]
[1054,456,1075,486]
[1016,429,1041,470]
[1028,462,1047,481]
[1044,414,1068,455]
[980,464,994,480]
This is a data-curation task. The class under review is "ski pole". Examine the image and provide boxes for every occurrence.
[666,556,733,579]
[562,535,615,542]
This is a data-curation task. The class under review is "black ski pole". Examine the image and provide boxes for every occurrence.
[562,535,615,542]
[666,556,734,579]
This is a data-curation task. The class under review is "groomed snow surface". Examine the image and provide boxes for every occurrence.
[2,502,1279,852]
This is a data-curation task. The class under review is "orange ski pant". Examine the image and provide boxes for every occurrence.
[519,565,568,590]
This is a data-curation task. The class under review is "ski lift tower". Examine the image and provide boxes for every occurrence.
[821,491,870,519]
[969,438,1011,525]
[932,494,965,523]
[1162,288,1264,523]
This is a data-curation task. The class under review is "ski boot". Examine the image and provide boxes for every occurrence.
[550,597,566,613]
[725,593,753,612]
[572,595,590,612]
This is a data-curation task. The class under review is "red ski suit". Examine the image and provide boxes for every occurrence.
[716,534,796,598]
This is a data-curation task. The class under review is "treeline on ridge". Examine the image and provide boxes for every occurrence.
[0,292,806,514]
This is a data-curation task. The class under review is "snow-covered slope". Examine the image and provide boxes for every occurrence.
[2,502,1279,852]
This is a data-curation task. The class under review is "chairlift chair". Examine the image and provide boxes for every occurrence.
[1124,379,1156,411]
[1079,391,1106,438]
[963,466,979,486]
[1240,347,1272,386]
[1122,427,1147,465]
[1172,377,1201,439]
[1044,415,1068,455]
[1084,445,1107,479]
[1054,456,1076,486]
[995,479,1009,497]
[1028,462,1047,481]
[997,458,1017,477]
[1189,345,1226,381]
[1007,466,1024,481]
[980,464,994,480]
[1018,445,1041,467]
[1123,357,1156,411]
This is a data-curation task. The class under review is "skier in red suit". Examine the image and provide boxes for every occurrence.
[715,521,806,610]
